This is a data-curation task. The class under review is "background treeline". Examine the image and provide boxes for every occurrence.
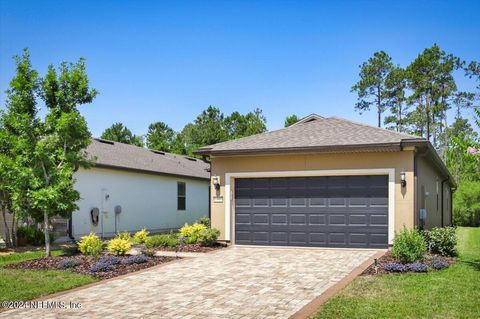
[350,44,480,226]
[100,107,272,156]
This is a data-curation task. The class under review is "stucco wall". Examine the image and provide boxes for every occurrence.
[210,150,415,241]
[72,167,209,238]
[416,156,451,228]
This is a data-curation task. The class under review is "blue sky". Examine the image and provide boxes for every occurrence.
[1,0,479,137]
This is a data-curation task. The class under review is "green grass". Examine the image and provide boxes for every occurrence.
[313,227,480,319]
[0,250,63,266]
[0,249,96,302]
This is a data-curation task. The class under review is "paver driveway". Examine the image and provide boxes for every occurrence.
[1,247,379,319]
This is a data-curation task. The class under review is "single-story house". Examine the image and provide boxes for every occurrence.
[1,138,210,242]
[195,114,455,248]
[69,138,210,239]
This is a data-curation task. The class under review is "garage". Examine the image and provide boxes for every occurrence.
[234,175,389,248]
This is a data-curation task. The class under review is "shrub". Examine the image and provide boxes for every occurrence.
[424,227,457,257]
[91,260,117,273]
[116,231,132,241]
[430,259,449,270]
[133,228,149,244]
[16,225,55,246]
[392,227,427,263]
[78,232,103,257]
[98,255,121,265]
[196,216,211,228]
[453,181,480,226]
[58,258,81,269]
[144,234,178,248]
[384,263,406,273]
[408,262,428,272]
[179,223,206,243]
[107,237,132,256]
[197,228,220,246]
[123,255,149,265]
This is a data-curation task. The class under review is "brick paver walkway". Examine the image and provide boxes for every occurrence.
[0,246,378,318]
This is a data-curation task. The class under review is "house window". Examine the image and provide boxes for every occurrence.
[177,182,186,210]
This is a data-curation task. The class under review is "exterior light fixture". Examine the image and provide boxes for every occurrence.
[400,170,406,187]
[212,176,220,191]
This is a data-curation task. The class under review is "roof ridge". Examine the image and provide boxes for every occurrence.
[92,138,207,163]
[327,117,424,140]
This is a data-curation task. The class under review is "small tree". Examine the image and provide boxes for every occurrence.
[0,49,40,247]
[2,50,97,256]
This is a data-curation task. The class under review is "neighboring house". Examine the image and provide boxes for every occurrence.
[70,138,210,239]
[195,114,455,248]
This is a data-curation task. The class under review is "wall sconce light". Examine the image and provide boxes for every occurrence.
[212,176,220,191]
[400,170,406,188]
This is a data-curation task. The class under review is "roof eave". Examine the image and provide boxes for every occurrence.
[194,142,404,156]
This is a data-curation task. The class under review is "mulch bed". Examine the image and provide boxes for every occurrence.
[362,251,455,276]
[5,254,177,280]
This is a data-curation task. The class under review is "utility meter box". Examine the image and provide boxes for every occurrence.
[114,205,122,215]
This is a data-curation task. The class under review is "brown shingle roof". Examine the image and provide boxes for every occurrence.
[87,139,209,180]
[195,115,425,155]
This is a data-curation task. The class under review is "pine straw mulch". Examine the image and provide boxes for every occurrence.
[5,254,177,280]
[362,251,456,276]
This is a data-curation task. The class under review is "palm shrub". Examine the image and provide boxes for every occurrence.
[392,226,427,263]
[78,232,103,257]
[424,227,457,257]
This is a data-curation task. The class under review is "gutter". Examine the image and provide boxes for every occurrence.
[194,142,404,156]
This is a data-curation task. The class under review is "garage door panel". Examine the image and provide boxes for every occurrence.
[271,214,288,225]
[271,198,288,207]
[253,198,269,207]
[290,198,308,207]
[235,176,388,248]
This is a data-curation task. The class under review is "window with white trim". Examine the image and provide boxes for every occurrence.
[177,182,186,211]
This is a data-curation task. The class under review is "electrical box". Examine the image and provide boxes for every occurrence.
[114,205,122,215]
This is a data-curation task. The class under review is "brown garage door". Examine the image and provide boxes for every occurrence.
[234,175,388,248]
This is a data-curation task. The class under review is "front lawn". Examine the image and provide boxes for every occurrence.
[0,250,96,302]
[313,227,480,319]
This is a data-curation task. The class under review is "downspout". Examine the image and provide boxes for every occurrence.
[413,153,418,227]
[440,177,449,227]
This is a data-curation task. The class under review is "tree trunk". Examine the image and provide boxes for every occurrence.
[11,211,16,247]
[1,207,12,248]
[44,211,51,257]
[377,87,382,128]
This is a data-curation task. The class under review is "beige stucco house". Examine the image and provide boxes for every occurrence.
[195,114,455,248]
